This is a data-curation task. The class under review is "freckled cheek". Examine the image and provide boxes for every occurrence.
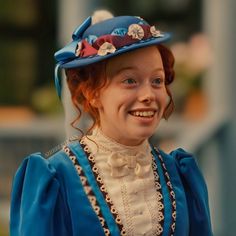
[156,91,169,109]
[116,98,134,116]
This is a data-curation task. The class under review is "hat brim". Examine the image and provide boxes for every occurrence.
[60,33,171,69]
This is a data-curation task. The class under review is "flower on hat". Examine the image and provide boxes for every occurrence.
[97,42,116,56]
[111,28,127,36]
[150,26,164,38]
[75,42,82,57]
[127,24,145,40]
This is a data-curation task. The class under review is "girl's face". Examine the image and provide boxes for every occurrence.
[96,46,169,146]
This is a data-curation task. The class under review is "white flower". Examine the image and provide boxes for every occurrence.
[150,26,164,38]
[127,24,145,40]
[97,42,116,56]
[75,42,82,57]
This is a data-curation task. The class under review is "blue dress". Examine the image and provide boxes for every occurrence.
[10,140,213,236]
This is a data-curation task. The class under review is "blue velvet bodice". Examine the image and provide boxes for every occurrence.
[10,141,213,236]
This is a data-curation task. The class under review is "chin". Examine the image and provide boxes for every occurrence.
[132,129,155,141]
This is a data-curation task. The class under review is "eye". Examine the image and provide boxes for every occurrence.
[123,78,137,85]
[152,77,164,86]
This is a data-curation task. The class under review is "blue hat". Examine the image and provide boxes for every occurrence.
[54,15,171,98]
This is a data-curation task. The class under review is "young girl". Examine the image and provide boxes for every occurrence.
[10,11,213,236]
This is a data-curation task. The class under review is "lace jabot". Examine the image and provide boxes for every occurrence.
[81,128,165,236]
[84,128,153,178]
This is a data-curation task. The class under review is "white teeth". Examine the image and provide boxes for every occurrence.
[131,111,155,117]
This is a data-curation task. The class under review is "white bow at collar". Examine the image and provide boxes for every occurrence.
[107,152,152,178]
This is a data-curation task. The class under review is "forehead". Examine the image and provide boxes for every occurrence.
[106,46,163,76]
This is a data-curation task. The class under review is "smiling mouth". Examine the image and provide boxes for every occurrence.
[129,110,156,118]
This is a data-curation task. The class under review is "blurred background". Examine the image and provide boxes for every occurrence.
[0,0,235,235]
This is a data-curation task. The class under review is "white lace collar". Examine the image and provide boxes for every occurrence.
[85,128,153,178]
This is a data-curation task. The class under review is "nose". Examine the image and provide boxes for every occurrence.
[138,84,155,103]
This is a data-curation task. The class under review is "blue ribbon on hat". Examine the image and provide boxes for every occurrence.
[54,16,92,98]
[72,16,92,40]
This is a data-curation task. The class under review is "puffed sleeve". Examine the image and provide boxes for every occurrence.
[10,153,68,236]
[170,148,213,236]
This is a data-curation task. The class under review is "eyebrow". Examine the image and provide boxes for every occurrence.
[116,66,164,75]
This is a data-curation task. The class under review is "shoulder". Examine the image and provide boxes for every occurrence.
[12,152,60,200]
[11,141,81,213]
[158,147,195,161]
[158,147,205,183]
[165,148,203,179]
[16,134,85,174]
[14,152,56,182]
[10,150,73,236]
[157,147,200,173]
[157,148,213,235]
[15,150,64,178]
[13,137,82,186]
[154,147,208,197]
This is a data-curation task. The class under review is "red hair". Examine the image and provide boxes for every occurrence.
[66,60,107,132]
[66,44,175,131]
[157,44,175,119]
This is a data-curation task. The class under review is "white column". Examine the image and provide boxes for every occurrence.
[203,0,236,235]
[203,0,232,117]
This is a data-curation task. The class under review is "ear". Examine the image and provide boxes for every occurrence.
[90,98,101,108]
[90,92,102,108]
